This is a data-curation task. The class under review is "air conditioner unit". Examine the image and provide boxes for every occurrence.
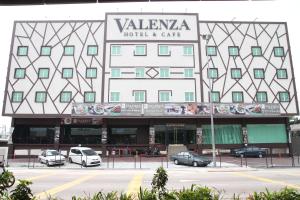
[64,118,72,124]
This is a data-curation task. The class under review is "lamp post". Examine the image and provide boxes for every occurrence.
[202,34,216,167]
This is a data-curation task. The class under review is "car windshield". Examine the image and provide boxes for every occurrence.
[46,151,60,156]
[190,152,199,157]
[82,149,97,156]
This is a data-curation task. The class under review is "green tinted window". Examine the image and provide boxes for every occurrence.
[38,68,49,79]
[277,69,287,79]
[111,68,120,78]
[41,46,51,56]
[279,92,289,102]
[185,92,194,102]
[208,68,218,79]
[206,46,217,56]
[210,91,220,103]
[62,68,73,79]
[183,46,193,56]
[184,69,193,78]
[159,91,170,102]
[160,68,169,78]
[110,92,120,102]
[60,92,72,103]
[12,91,23,102]
[136,68,145,78]
[35,92,47,103]
[135,45,146,55]
[231,69,241,79]
[87,46,98,56]
[14,68,25,79]
[159,45,170,56]
[64,46,74,56]
[232,92,243,103]
[86,68,97,78]
[252,47,262,56]
[254,69,265,79]
[256,92,267,102]
[111,45,121,56]
[274,47,284,57]
[229,46,239,56]
[17,46,28,56]
[84,92,96,103]
[134,91,145,102]
[247,124,287,143]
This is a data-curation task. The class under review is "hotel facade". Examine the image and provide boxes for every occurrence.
[2,13,299,156]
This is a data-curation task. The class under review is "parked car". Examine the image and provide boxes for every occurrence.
[170,151,211,167]
[38,149,66,166]
[231,146,266,158]
[68,147,102,167]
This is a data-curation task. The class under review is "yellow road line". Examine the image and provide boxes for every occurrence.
[126,172,145,196]
[36,172,98,200]
[233,172,300,189]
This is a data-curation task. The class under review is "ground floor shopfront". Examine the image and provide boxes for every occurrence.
[8,117,292,158]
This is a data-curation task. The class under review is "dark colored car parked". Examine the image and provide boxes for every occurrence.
[170,151,211,167]
[231,146,266,158]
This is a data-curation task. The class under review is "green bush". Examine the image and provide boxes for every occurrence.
[247,187,300,200]
[10,180,36,200]
[151,167,168,199]
[168,184,219,200]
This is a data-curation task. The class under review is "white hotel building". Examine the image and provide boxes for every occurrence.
[2,13,298,155]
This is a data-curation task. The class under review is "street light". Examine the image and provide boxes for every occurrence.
[202,34,216,167]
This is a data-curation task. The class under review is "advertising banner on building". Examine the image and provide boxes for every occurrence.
[72,103,281,117]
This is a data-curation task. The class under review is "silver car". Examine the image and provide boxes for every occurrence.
[170,151,211,167]
[38,150,66,166]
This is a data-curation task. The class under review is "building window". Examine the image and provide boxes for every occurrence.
[158,45,170,56]
[229,46,239,56]
[134,91,145,102]
[12,91,23,103]
[184,68,193,78]
[279,92,290,102]
[256,92,267,103]
[159,91,171,102]
[231,68,242,79]
[111,68,120,78]
[87,45,98,56]
[210,91,220,103]
[136,68,145,78]
[60,91,72,103]
[38,68,49,79]
[254,69,265,79]
[274,47,284,57]
[111,45,121,56]
[14,68,25,79]
[64,46,74,56]
[17,46,28,56]
[35,92,47,103]
[86,68,97,79]
[41,46,51,56]
[110,92,120,102]
[208,68,218,79]
[206,46,217,56]
[62,68,73,79]
[252,46,262,56]
[134,45,146,56]
[185,92,195,102]
[160,68,170,78]
[84,92,96,103]
[183,45,193,56]
[277,69,288,79]
[232,92,244,103]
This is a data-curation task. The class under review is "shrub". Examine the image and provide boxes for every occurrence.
[10,180,36,200]
[151,167,168,199]
[170,185,219,200]
[247,187,300,200]
[138,188,157,200]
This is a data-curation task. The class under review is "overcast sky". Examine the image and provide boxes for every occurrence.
[0,0,299,129]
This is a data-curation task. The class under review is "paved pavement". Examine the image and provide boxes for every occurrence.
[7,164,300,200]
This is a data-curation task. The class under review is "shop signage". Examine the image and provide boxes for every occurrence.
[106,13,198,41]
[71,103,281,117]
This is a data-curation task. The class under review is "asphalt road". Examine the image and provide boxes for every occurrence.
[8,166,300,199]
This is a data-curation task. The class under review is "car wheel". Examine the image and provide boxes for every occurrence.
[258,154,263,158]
[46,160,50,167]
[193,161,198,167]
[82,161,87,167]
[174,159,179,165]
[69,158,73,163]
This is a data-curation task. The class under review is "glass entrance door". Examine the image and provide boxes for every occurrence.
[168,127,184,144]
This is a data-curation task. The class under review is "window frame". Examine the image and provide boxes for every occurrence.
[84,91,96,103]
[110,92,120,102]
[62,68,74,79]
[111,68,121,78]
[207,68,218,79]
[60,91,72,103]
[135,67,145,78]
[86,68,97,79]
[111,45,121,56]
[256,91,268,103]
[184,92,195,102]
[232,91,244,103]
[228,46,240,56]
[17,46,28,56]
[231,68,242,79]
[253,68,265,79]
[133,90,146,103]
[206,46,217,56]
[134,45,147,56]
[278,91,290,102]
[64,45,75,56]
[14,68,26,79]
[183,45,194,56]
[40,46,52,56]
[184,68,193,78]
[35,91,47,103]
[210,91,220,103]
[276,69,288,79]
[158,45,171,56]
[12,91,24,103]
[251,46,262,57]
[87,45,98,56]
[274,46,284,57]
[160,68,170,78]
[38,68,50,79]
[158,90,172,102]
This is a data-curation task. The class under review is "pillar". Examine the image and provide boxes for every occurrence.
[54,127,60,149]
[196,127,203,145]
[149,127,155,145]
[242,127,248,145]
[101,128,108,144]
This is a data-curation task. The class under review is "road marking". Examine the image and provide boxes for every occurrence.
[36,172,98,200]
[126,172,145,196]
[233,172,300,189]
[27,172,57,181]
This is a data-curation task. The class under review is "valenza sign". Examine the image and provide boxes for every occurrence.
[106,13,198,41]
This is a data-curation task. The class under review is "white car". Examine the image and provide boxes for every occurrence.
[38,150,66,166]
[68,147,102,167]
